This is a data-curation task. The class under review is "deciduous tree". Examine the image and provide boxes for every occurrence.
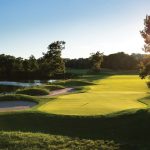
[140,15,150,78]
[42,41,66,76]
[90,51,103,72]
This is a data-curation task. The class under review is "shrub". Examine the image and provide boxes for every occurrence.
[16,88,49,96]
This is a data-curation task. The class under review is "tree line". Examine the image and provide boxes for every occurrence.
[65,52,145,71]
[0,49,146,80]
[0,41,66,80]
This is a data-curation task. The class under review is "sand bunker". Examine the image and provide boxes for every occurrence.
[0,101,37,112]
[49,88,74,96]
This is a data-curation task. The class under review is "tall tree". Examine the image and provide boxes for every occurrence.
[42,41,65,76]
[90,51,103,72]
[140,15,150,52]
[140,15,150,78]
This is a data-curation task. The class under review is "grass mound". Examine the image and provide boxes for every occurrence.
[0,131,120,150]
[0,85,23,93]
[73,86,91,93]
[16,88,49,96]
[0,110,150,149]
[0,94,38,103]
[54,80,94,87]
[41,85,65,91]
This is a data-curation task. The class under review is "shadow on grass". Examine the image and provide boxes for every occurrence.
[79,73,113,82]
[0,109,150,144]
[138,94,150,107]
[0,72,148,148]
[53,80,96,87]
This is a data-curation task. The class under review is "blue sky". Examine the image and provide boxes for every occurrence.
[0,0,150,58]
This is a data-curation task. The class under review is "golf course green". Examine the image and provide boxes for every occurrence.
[0,73,150,149]
[38,75,149,115]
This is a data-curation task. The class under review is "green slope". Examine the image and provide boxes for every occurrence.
[38,75,149,115]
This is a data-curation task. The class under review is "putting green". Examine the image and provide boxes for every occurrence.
[38,75,149,115]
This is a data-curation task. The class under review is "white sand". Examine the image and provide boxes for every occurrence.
[49,88,74,96]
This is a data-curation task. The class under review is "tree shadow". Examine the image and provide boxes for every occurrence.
[0,109,150,144]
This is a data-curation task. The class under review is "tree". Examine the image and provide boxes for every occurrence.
[42,41,66,76]
[140,15,150,78]
[102,52,138,70]
[90,51,103,72]
[64,58,91,69]
[0,41,66,80]
[28,55,39,72]
[140,15,150,52]
[139,54,150,79]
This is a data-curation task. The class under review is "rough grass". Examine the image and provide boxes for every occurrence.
[16,88,49,96]
[0,131,120,150]
[54,79,95,87]
[0,110,150,149]
[0,94,38,103]
[146,81,150,88]
[0,85,23,93]
[67,68,89,75]
[38,75,149,115]
[41,85,65,91]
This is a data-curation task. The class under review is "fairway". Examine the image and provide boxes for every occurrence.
[38,75,149,115]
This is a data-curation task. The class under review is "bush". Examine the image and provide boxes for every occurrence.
[16,88,49,96]
[146,81,150,88]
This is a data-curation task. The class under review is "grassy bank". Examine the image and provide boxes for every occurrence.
[0,110,150,149]
[0,85,23,93]
[0,94,38,103]
[16,88,49,96]
[0,131,119,150]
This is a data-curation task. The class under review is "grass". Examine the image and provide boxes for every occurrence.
[0,73,150,149]
[0,85,23,93]
[38,75,149,115]
[0,131,119,150]
[66,68,89,75]
[40,85,65,91]
[1,110,150,149]
[16,88,49,96]
[54,79,95,87]
[0,94,38,103]
[146,81,150,88]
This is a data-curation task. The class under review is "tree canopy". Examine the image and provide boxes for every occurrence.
[42,41,65,76]
[65,52,140,71]
[90,51,103,72]
[140,15,150,52]
[0,41,66,80]
[140,15,150,79]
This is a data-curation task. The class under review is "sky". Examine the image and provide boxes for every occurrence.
[0,0,150,59]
